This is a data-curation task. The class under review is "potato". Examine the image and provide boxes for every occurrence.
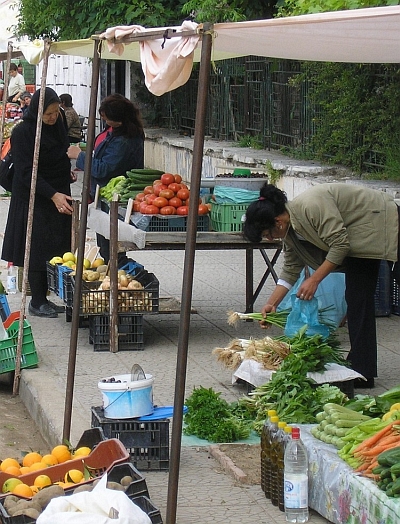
[106,481,125,491]
[32,484,65,509]
[96,265,108,274]
[8,500,42,516]
[73,484,93,494]
[3,495,19,512]
[12,508,41,519]
[120,475,133,487]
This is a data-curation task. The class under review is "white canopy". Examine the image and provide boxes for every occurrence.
[15,6,400,65]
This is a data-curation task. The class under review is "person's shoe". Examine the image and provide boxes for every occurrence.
[354,377,375,389]
[47,300,65,313]
[28,302,58,318]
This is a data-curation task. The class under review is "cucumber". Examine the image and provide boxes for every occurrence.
[378,446,400,467]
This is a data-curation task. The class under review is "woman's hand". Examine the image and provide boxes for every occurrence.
[51,193,74,215]
[260,303,277,329]
[67,145,82,160]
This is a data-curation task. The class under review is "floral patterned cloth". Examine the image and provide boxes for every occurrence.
[301,425,400,524]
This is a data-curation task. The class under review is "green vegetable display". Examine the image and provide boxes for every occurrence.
[183,386,251,443]
[99,169,165,203]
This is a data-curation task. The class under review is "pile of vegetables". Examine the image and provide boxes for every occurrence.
[236,327,349,429]
[183,386,251,443]
[99,169,164,202]
[374,445,400,497]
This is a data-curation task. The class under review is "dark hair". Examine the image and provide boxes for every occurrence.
[59,93,73,107]
[243,183,288,242]
[9,63,17,72]
[99,93,144,139]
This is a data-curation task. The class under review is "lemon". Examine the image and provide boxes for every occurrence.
[62,252,76,263]
[65,469,84,483]
[73,446,91,457]
[91,258,105,269]
[83,258,91,269]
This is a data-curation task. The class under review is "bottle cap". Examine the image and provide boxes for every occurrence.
[267,409,277,417]
[278,421,287,429]
[270,416,279,423]
[284,426,292,434]
[291,427,300,439]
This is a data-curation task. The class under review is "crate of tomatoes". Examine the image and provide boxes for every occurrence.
[131,173,210,232]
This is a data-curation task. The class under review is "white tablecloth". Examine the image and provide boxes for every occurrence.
[232,360,364,387]
[301,425,400,524]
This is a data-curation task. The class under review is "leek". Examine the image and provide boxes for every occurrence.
[227,309,290,329]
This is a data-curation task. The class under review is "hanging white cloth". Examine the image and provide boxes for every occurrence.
[100,21,200,96]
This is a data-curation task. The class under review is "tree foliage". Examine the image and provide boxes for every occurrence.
[277,0,399,17]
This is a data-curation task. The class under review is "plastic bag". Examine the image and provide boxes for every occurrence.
[36,474,151,524]
[284,295,330,339]
[278,268,347,330]
[213,186,259,204]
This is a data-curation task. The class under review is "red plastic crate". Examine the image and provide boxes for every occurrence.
[0,438,129,496]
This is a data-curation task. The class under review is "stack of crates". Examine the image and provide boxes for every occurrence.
[91,406,170,472]
[209,202,250,232]
[374,260,391,317]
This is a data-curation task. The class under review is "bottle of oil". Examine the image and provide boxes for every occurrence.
[279,425,293,511]
[271,420,287,507]
[264,414,279,499]
[261,409,277,494]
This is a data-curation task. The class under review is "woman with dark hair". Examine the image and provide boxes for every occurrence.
[67,93,145,263]
[59,93,82,143]
[2,87,73,318]
[243,182,400,388]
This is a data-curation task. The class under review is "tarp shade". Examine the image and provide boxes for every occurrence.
[16,5,400,65]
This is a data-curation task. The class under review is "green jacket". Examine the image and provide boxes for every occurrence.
[280,183,399,285]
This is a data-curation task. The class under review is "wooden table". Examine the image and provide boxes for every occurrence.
[120,232,282,312]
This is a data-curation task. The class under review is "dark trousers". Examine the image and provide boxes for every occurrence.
[345,258,381,378]
[28,270,48,307]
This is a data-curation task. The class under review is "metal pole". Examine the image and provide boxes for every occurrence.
[166,23,213,524]
[109,196,119,353]
[13,40,51,396]
[63,40,101,441]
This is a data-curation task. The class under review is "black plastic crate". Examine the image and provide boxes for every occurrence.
[89,314,144,351]
[91,406,170,471]
[46,261,57,292]
[108,462,150,499]
[65,306,90,327]
[75,427,106,449]
[132,496,163,524]
[391,277,400,315]
[63,270,73,307]
[73,271,159,315]
[374,260,391,317]
[132,212,209,232]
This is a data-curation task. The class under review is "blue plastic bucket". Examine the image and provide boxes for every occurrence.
[98,373,154,419]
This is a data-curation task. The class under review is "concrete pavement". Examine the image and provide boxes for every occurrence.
[1,172,400,523]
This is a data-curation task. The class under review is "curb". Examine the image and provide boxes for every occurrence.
[208,444,248,483]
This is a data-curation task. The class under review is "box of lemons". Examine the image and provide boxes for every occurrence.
[0,439,128,498]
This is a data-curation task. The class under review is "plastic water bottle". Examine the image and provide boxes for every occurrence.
[279,425,293,512]
[6,263,17,294]
[260,409,277,494]
[284,427,309,523]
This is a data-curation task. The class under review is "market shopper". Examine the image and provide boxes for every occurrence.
[59,93,82,143]
[20,91,32,116]
[67,93,145,264]
[7,63,26,104]
[243,182,400,388]
[2,87,73,318]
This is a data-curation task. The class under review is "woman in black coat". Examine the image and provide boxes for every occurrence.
[2,87,73,318]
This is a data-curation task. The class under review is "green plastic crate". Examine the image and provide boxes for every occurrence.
[0,320,38,375]
[210,202,250,232]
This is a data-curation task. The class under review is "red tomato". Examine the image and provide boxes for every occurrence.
[139,201,148,213]
[180,183,189,190]
[135,192,145,202]
[143,185,154,195]
[145,193,157,205]
[176,206,189,215]
[159,189,174,200]
[153,197,169,208]
[174,174,182,183]
[160,205,176,215]
[169,197,183,208]
[153,183,168,196]
[168,182,182,194]
[152,179,162,187]
[161,173,175,186]
[198,204,209,215]
[176,188,190,201]
[133,201,140,212]
[143,204,159,214]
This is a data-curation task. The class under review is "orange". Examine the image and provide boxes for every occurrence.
[29,485,40,495]
[12,483,33,497]
[22,452,43,468]
[64,469,84,484]
[4,466,21,476]
[20,466,31,475]
[34,474,52,488]
[41,454,58,467]
[0,458,20,472]
[51,445,71,464]
[28,462,46,473]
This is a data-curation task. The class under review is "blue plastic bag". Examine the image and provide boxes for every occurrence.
[284,295,330,339]
[278,268,347,332]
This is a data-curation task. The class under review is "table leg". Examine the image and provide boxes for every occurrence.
[245,248,254,313]
[245,247,282,313]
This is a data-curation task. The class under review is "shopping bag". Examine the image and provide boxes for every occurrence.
[284,295,330,339]
[36,474,151,524]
